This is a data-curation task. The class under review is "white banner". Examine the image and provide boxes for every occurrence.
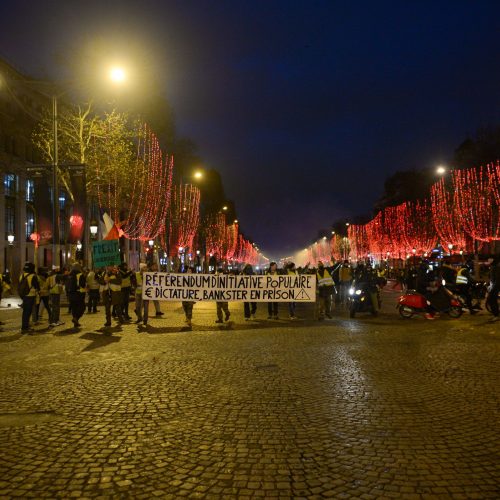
[142,272,316,302]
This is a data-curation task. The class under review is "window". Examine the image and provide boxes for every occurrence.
[5,199,15,239]
[59,215,67,242]
[26,206,35,241]
[4,173,17,196]
[26,179,34,202]
[59,191,66,209]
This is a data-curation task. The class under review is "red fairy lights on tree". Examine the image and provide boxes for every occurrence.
[396,200,436,255]
[348,224,369,260]
[166,184,200,256]
[430,178,470,251]
[97,124,173,240]
[205,213,227,259]
[224,223,238,261]
[452,162,500,242]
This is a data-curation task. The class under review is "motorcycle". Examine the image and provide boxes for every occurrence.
[349,281,380,318]
[398,286,462,319]
[446,281,487,312]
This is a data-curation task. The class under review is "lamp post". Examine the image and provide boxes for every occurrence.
[7,234,14,277]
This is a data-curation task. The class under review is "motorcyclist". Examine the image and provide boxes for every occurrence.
[455,260,479,315]
[353,263,380,313]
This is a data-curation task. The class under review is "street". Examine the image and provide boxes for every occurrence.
[0,289,499,498]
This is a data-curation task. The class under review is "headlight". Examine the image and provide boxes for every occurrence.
[349,288,355,295]
[355,290,362,295]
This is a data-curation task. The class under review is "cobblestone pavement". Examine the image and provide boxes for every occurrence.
[0,289,499,499]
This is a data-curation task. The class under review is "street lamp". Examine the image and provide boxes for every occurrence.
[222,206,228,211]
[448,243,453,255]
[109,67,126,84]
[90,221,98,238]
[436,165,446,175]
[193,170,204,180]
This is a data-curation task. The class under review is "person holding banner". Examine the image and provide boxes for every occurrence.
[243,263,257,320]
[132,263,149,326]
[266,262,280,320]
[215,267,231,323]
[182,267,196,328]
[286,262,298,320]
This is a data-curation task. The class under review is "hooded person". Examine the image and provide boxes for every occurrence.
[67,263,87,328]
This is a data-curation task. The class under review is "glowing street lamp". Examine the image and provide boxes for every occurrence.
[109,66,126,83]
[222,206,228,211]
[436,165,446,175]
[193,170,204,180]
[7,234,14,245]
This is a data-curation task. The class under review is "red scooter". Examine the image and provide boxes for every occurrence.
[398,287,463,319]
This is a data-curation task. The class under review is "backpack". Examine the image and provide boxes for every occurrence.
[18,274,31,298]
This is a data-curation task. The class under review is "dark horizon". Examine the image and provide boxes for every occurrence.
[1,0,499,260]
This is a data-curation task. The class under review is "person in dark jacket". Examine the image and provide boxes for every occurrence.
[67,263,87,328]
[243,263,257,320]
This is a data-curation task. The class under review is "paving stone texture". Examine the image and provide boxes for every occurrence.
[0,289,499,499]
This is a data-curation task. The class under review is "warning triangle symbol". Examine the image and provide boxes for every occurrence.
[295,288,310,301]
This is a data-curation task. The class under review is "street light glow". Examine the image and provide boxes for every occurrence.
[222,206,228,211]
[193,170,203,180]
[436,165,446,175]
[109,66,126,83]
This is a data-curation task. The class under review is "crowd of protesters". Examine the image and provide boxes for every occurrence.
[1,254,498,334]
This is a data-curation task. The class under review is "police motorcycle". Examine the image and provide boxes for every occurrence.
[348,267,381,318]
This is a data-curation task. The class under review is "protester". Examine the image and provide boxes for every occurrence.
[33,267,51,324]
[67,263,87,328]
[149,263,164,317]
[215,267,230,323]
[266,261,280,319]
[48,267,64,327]
[86,268,101,313]
[19,262,39,333]
[338,260,353,305]
[182,266,195,327]
[242,263,257,320]
[316,261,335,320]
[118,263,133,320]
[133,263,149,325]
[286,262,298,319]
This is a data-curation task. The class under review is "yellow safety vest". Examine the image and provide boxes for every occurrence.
[21,273,37,297]
[317,269,334,287]
[121,272,131,288]
[48,275,62,295]
[456,268,468,285]
[135,272,143,294]
[109,275,121,292]
[339,266,352,282]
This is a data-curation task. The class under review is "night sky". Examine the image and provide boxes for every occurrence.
[1,1,500,259]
